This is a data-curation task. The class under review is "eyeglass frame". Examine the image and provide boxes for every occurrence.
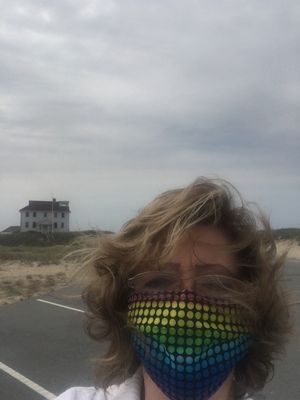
[127,263,248,297]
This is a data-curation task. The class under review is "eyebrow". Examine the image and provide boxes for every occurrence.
[162,262,236,276]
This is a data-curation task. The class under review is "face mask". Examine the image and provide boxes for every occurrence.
[127,289,253,400]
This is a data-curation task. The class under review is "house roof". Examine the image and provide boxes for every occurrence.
[1,226,20,233]
[19,200,70,213]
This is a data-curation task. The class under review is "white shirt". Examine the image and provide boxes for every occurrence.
[55,370,142,400]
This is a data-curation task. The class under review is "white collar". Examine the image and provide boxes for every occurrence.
[105,369,143,400]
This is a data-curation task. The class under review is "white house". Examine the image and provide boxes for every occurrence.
[19,199,71,233]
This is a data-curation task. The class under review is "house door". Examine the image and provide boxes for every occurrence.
[41,224,51,233]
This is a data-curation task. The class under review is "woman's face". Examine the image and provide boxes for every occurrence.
[140,225,239,400]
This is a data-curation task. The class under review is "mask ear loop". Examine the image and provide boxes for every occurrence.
[141,375,145,400]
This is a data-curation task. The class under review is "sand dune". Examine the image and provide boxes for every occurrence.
[0,261,80,305]
[276,240,300,260]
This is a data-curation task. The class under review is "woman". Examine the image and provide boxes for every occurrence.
[56,177,290,400]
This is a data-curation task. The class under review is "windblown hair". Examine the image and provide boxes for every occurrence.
[81,177,290,398]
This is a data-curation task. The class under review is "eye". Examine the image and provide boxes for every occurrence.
[136,275,176,292]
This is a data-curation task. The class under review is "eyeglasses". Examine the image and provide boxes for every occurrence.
[128,267,243,300]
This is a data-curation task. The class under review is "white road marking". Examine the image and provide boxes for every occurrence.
[36,299,84,313]
[0,361,56,399]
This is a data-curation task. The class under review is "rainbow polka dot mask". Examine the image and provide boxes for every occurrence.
[127,290,253,400]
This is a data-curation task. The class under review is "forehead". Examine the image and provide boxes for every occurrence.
[167,225,237,272]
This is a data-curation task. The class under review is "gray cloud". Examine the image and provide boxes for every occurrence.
[0,0,299,231]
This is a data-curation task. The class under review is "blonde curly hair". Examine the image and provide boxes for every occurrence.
[80,177,290,399]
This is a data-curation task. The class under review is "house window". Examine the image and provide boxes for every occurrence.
[61,212,65,218]
[54,222,57,229]
[54,212,57,218]
[32,222,36,228]
[26,212,29,217]
[44,212,47,217]
[25,222,29,228]
[61,222,64,228]
[33,212,36,217]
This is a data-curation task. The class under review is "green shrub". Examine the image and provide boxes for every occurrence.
[273,228,300,241]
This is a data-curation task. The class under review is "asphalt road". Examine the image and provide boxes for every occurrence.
[258,259,300,400]
[0,260,299,400]
[0,285,104,400]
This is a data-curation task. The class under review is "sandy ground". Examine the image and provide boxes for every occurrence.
[0,261,81,305]
[0,240,299,306]
[276,239,300,259]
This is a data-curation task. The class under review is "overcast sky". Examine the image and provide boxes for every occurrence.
[0,0,299,232]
